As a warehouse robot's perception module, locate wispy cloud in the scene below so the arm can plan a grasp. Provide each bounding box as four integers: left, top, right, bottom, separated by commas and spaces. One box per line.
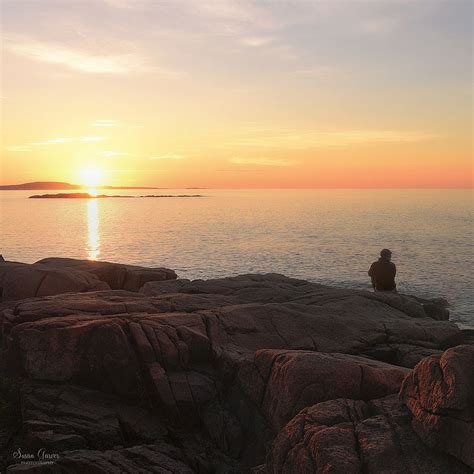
241, 36, 274, 47
191, 0, 281, 30
314, 130, 438, 146
5, 145, 31, 152
102, 0, 152, 9
6, 135, 104, 152
4, 35, 186, 76
149, 154, 186, 160
108, 169, 163, 173
101, 151, 129, 157
81, 136, 106, 142
229, 157, 294, 167
30, 137, 73, 145
218, 168, 267, 172
222, 128, 438, 149
45, 137, 72, 143
5, 37, 153, 74
294, 66, 333, 78
91, 120, 119, 127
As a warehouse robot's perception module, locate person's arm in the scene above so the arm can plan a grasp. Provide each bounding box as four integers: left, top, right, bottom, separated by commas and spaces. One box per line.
391, 263, 396, 278
368, 263, 375, 277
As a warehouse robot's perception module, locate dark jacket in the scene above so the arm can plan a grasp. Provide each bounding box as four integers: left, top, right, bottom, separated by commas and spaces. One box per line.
368, 258, 396, 291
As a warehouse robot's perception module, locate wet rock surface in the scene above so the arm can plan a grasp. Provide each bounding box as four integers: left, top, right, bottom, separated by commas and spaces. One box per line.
0, 268, 471, 472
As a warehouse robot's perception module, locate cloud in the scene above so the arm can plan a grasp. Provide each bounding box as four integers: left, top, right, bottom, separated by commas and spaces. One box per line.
108, 169, 163, 173
102, 0, 152, 9
45, 137, 72, 143
91, 120, 119, 127
81, 136, 106, 142
5, 37, 159, 75
101, 151, 129, 157
229, 157, 294, 167
191, 0, 280, 30
218, 169, 267, 172
241, 36, 274, 47
6, 135, 105, 151
30, 137, 73, 145
5, 145, 31, 152
149, 154, 186, 160
315, 130, 438, 146
222, 128, 438, 149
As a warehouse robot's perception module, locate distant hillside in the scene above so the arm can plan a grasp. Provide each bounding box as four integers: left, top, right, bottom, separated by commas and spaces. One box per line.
0, 181, 158, 190
0, 181, 79, 190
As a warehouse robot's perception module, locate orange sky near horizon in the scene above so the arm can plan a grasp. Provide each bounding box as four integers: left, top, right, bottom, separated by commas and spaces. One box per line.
1, 0, 472, 188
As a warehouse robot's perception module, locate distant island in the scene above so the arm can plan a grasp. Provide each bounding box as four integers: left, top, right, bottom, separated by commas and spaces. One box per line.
29, 193, 203, 199
0, 181, 159, 190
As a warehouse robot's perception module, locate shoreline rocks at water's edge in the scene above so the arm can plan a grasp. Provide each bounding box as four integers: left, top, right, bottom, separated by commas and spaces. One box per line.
0, 257, 177, 302
0, 257, 472, 473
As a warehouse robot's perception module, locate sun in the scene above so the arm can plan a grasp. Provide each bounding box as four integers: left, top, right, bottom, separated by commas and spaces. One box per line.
80, 166, 103, 188
79, 166, 104, 196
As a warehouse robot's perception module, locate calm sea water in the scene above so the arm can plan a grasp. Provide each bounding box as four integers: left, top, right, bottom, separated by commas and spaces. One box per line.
1, 189, 472, 326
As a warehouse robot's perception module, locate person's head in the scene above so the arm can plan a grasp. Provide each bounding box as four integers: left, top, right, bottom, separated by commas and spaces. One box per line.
380, 249, 392, 260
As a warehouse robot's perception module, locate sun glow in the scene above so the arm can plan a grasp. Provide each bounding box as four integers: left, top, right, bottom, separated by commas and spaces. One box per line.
80, 166, 103, 187
79, 167, 103, 195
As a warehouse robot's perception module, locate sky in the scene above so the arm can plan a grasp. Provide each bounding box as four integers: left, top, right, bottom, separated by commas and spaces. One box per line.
0, 0, 472, 188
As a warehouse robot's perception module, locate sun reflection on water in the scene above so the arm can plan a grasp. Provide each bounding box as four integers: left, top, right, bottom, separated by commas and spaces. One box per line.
87, 199, 100, 260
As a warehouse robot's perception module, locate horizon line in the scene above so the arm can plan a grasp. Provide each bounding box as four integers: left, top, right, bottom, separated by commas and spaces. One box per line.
1, 186, 472, 190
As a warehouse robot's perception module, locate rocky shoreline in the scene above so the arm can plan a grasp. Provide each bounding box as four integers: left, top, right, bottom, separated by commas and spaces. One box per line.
0, 258, 472, 473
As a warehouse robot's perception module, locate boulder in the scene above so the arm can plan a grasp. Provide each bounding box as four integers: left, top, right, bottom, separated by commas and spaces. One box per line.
0, 262, 109, 302
401, 345, 474, 468
37, 257, 177, 291
263, 395, 470, 473
239, 350, 409, 432
6, 316, 141, 398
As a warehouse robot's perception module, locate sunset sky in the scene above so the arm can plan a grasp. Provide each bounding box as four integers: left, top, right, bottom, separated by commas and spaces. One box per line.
1, 0, 472, 188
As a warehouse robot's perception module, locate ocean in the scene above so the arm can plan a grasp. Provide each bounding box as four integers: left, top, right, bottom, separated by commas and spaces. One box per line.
1, 189, 472, 327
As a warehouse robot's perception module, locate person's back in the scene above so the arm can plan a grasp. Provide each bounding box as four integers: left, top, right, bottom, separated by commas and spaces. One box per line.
368, 249, 396, 292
